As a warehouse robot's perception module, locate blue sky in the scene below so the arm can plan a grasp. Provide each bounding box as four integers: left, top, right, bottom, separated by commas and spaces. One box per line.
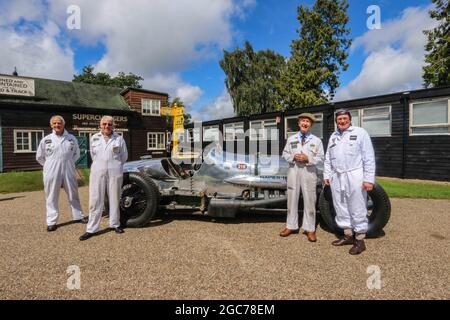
0, 0, 437, 120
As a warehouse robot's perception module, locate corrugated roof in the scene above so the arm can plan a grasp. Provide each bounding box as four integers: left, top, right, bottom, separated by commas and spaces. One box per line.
0, 75, 131, 111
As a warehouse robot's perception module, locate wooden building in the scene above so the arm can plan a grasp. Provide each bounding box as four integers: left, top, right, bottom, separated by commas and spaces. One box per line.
0, 74, 169, 172
187, 85, 450, 182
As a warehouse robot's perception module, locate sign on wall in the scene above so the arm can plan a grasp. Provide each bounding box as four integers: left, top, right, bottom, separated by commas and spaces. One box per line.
72, 114, 129, 131
0, 76, 35, 97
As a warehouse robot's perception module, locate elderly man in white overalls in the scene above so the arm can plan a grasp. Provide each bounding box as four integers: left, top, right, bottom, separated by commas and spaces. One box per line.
36, 115, 87, 231
324, 109, 375, 255
280, 113, 324, 242
80, 116, 128, 241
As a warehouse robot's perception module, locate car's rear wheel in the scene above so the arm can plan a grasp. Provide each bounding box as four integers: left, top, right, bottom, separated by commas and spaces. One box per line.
318, 183, 391, 238
119, 172, 160, 227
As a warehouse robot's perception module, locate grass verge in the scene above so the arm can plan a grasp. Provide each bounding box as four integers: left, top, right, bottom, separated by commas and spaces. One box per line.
0, 169, 90, 194
377, 177, 450, 200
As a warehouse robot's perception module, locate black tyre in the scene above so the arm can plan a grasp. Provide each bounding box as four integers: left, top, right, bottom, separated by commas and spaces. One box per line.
119, 172, 160, 227
318, 183, 391, 238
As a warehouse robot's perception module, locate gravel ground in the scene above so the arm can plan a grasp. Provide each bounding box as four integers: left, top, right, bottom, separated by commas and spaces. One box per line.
0, 186, 449, 300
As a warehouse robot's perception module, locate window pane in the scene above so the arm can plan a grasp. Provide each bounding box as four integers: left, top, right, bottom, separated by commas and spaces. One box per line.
364, 118, 391, 136
412, 126, 448, 134
412, 101, 448, 125
203, 126, 219, 141
224, 124, 234, 141
235, 126, 245, 140
285, 118, 298, 138
310, 121, 323, 138
265, 123, 278, 140
350, 110, 359, 127
31, 132, 43, 151
157, 134, 164, 148
250, 121, 262, 140
363, 107, 391, 136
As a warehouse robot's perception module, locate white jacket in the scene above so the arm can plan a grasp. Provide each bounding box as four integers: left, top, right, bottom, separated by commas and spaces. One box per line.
323, 126, 375, 184
282, 132, 324, 172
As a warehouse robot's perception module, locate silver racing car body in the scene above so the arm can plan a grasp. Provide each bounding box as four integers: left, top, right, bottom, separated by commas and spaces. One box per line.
119, 145, 390, 237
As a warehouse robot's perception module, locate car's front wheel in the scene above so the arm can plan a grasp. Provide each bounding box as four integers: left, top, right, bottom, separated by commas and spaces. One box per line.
318, 183, 391, 238
119, 172, 160, 227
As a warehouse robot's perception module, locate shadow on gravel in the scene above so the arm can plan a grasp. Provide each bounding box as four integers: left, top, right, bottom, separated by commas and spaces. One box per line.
56, 219, 85, 228
0, 196, 25, 202
152, 211, 287, 225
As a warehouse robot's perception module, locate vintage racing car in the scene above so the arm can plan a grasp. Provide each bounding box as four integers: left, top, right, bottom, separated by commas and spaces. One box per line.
117, 145, 391, 237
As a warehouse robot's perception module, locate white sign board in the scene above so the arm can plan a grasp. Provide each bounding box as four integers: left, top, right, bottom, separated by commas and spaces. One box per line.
0, 76, 35, 97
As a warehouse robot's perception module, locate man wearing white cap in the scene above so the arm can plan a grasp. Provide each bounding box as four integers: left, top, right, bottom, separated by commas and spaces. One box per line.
36, 115, 87, 231
323, 109, 376, 255
280, 113, 324, 242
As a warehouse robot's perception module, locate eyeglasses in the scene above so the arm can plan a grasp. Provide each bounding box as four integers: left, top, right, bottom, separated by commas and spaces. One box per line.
100, 123, 113, 127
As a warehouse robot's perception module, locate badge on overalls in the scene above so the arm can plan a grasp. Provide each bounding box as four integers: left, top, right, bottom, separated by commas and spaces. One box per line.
113, 146, 120, 153
350, 135, 357, 140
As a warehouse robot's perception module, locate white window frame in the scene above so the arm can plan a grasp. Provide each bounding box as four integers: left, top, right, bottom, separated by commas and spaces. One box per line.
202, 125, 220, 142
187, 127, 201, 143
14, 130, 44, 153
142, 99, 161, 116
284, 113, 324, 139
147, 132, 165, 150
249, 119, 277, 141
409, 98, 450, 136
361, 105, 392, 137
224, 122, 244, 141
333, 106, 392, 137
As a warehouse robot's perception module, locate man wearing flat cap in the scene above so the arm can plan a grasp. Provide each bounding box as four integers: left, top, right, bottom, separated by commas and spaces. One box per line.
281, 113, 324, 242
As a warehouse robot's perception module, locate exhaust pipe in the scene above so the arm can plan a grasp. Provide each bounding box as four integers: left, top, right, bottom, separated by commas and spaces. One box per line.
207, 196, 287, 218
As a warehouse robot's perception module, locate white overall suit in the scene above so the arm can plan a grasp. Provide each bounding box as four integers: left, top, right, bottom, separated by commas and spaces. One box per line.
36, 130, 84, 226
323, 126, 375, 235
86, 132, 128, 233
282, 132, 324, 232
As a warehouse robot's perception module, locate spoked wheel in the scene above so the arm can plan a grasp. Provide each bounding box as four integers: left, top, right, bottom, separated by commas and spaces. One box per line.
318, 183, 391, 238
120, 172, 160, 227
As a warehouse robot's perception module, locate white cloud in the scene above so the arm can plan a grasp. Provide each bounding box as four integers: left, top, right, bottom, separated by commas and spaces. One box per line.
335, 6, 438, 101
142, 73, 203, 107
0, 0, 254, 109
47, 0, 253, 75
0, 22, 75, 80
0, 0, 46, 26
193, 89, 235, 121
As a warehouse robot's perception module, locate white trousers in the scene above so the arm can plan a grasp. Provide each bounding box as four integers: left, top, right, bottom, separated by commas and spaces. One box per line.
44, 169, 83, 226
286, 164, 317, 232
330, 169, 368, 234
87, 169, 123, 233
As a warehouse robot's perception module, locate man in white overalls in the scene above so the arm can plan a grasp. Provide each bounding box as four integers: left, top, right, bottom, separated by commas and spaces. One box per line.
280, 113, 324, 242
36, 115, 87, 231
324, 109, 375, 255
80, 116, 128, 241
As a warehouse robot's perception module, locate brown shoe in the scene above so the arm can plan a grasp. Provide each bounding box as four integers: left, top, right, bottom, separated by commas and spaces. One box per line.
349, 239, 366, 255
306, 231, 317, 242
279, 228, 299, 237
331, 236, 354, 246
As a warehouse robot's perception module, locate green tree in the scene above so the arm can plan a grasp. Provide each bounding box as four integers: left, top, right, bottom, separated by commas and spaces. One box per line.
73, 65, 143, 88
220, 41, 285, 116
278, 0, 352, 109
423, 0, 450, 88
